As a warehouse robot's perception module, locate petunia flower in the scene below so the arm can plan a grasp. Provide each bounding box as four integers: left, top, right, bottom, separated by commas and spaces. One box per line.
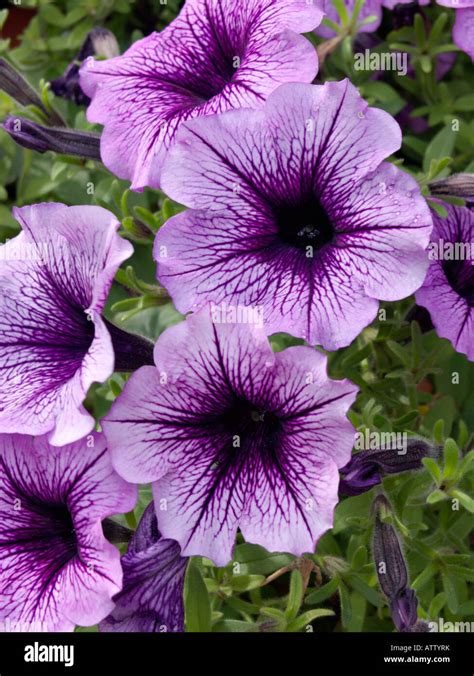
154, 79, 432, 350
100, 502, 188, 633
0, 202, 153, 447
438, 0, 474, 61
79, 0, 323, 190
103, 307, 358, 567
416, 204, 474, 361
0, 432, 137, 632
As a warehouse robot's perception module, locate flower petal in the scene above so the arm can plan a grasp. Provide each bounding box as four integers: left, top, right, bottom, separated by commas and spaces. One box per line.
0, 433, 136, 631
0, 203, 132, 445
80, 0, 322, 189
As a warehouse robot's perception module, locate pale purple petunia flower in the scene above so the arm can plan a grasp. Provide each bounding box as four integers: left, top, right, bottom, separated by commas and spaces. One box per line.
100, 503, 187, 633
437, 0, 474, 61
154, 80, 432, 350
416, 204, 474, 361
0, 203, 133, 446
0, 432, 137, 632
79, 0, 323, 190
103, 307, 358, 567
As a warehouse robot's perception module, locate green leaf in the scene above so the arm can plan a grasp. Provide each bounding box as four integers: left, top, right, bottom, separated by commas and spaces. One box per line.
441, 571, 459, 613
454, 95, 474, 112
229, 574, 265, 592
285, 569, 304, 621
348, 575, 382, 607
422, 457, 442, 485
433, 418, 445, 444
428, 592, 447, 619
423, 126, 456, 174
442, 438, 460, 480
450, 489, 474, 514
412, 563, 437, 591
184, 559, 212, 632
306, 577, 340, 605
212, 620, 259, 633
286, 609, 334, 633
339, 580, 352, 627
427, 12, 448, 49
332, 0, 350, 25
234, 543, 293, 575
427, 488, 446, 504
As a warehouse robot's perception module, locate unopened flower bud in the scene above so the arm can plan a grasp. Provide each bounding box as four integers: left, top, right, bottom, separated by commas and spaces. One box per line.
0, 58, 65, 126
390, 588, 419, 632
373, 500, 408, 599
51, 28, 120, 106
340, 438, 435, 496
429, 173, 474, 201
2, 116, 101, 160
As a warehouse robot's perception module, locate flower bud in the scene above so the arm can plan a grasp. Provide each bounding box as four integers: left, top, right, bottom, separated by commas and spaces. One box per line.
429, 173, 474, 201
2, 116, 101, 160
339, 438, 435, 496
51, 28, 120, 106
0, 58, 65, 126
390, 588, 419, 632
373, 499, 408, 599
373, 495, 420, 632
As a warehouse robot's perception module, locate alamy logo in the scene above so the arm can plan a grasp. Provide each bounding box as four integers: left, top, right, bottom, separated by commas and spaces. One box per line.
354, 49, 408, 76
24, 642, 75, 668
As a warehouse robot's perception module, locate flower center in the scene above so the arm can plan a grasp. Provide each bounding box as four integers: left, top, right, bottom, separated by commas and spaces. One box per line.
4, 492, 79, 588
443, 259, 474, 306
275, 196, 336, 251
220, 398, 281, 441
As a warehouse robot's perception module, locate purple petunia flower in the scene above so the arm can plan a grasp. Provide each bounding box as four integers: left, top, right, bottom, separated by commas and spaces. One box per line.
154, 79, 432, 350
0, 432, 137, 632
437, 0, 474, 60
0, 203, 133, 446
416, 204, 474, 361
79, 0, 323, 190
103, 307, 358, 567
100, 502, 187, 633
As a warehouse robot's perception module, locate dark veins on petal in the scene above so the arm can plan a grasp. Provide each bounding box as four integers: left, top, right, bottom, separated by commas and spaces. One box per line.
275, 195, 336, 252
443, 258, 474, 306
0, 462, 78, 592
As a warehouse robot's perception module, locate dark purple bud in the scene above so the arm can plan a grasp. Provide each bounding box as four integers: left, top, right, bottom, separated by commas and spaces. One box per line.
105, 319, 155, 372
373, 495, 420, 632
373, 496, 408, 598
339, 438, 435, 496
0, 58, 65, 126
410, 620, 432, 632
51, 28, 119, 106
405, 305, 434, 334
390, 588, 419, 632
429, 173, 474, 201
392, 2, 423, 30
2, 116, 101, 159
